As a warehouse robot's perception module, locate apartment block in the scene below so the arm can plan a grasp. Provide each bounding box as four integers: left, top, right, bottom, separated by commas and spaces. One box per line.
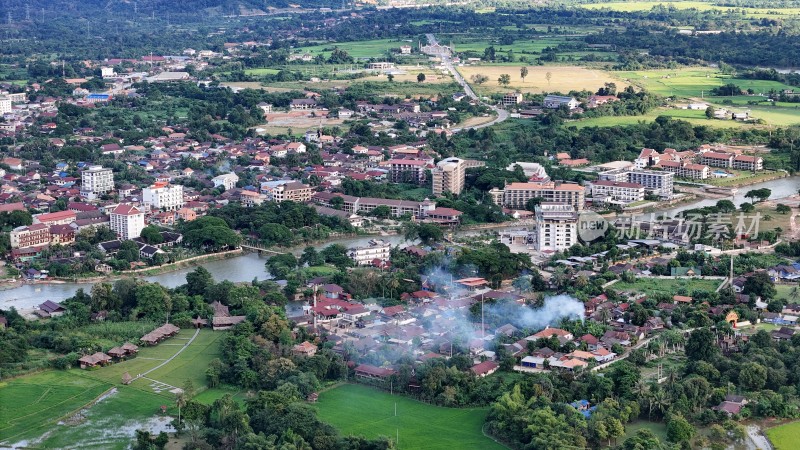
10, 224, 51, 249
590, 181, 645, 206
81, 165, 114, 199
270, 181, 312, 203
599, 169, 674, 199
387, 159, 429, 184
535, 203, 578, 252
659, 161, 710, 180
312, 192, 435, 218
110, 204, 145, 240
143, 182, 184, 211
432, 157, 480, 196
700, 152, 734, 168
348, 239, 391, 266
489, 182, 585, 210
732, 155, 763, 171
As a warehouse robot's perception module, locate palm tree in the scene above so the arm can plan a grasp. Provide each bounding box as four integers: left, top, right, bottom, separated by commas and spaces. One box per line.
791, 286, 800, 302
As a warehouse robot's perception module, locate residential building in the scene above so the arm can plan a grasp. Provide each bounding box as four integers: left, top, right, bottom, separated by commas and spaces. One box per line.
535, 203, 578, 252
599, 169, 674, 199
432, 157, 468, 196
700, 152, 734, 168
270, 181, 312, 203
387, 159, 429, 184
733, 155, 764, 171
367, 62, 395, 70
502, 92, 523, 106
212, 173, 239, 190
290, 98, 318, 110
10, 224, 50, 249
142, 182, 184, 211
659, 161, 710, 180
312, 192, 435, 218
399, 45, 412, 54
240, 190, 266, 207
33, 210, 76, 226
109, 204, 145, 240
489, 181, 585, 210
543, 95, 580, 110
0, 96, 11, 114
348, 239, 391, 265
590, 180, 645, 206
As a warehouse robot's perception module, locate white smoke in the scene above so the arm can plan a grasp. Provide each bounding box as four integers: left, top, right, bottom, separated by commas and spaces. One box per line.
484, 294, 585, 331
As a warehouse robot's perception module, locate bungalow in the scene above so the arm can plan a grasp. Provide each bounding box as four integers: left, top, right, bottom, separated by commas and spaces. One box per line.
772, 326, 796, 342
354, 364, 395, 381
292, 341, 318, 357
78, 352, 112, 369
471, 361, 499, 378
37, 300, 66, 318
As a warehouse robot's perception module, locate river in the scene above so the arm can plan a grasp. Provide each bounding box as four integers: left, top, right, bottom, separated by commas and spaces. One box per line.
4, 176, 796, 309
0, 233, 414, 309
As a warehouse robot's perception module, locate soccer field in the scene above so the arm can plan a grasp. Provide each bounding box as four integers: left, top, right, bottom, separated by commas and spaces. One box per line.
314, 384, 507, 450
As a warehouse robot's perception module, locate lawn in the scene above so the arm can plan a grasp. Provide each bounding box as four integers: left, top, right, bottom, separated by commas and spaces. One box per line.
314, 384, 506, 450
612, 278, 722, 297
766, 420, 800, 450
457, 65, 623, 95
774, 284, 799, 302
622, 420, 669, 444
571, 107, 747, 129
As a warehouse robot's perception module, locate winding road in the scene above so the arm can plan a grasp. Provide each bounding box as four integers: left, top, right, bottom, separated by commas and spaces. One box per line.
426, 33, 509, 131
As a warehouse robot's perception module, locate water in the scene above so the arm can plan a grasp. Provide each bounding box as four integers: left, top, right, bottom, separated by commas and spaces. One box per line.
663, 175, 800, 216
0, 233, 413, 309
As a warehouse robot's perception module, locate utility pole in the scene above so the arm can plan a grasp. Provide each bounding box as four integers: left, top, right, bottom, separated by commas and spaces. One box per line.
25, 4, 30, 21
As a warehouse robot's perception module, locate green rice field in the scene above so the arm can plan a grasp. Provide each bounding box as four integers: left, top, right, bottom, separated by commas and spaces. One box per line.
314, 384, 506, 450
766, 420, 800, 450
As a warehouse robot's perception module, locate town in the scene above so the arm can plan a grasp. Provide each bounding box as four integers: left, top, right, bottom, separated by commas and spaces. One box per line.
2, 1, 800, 450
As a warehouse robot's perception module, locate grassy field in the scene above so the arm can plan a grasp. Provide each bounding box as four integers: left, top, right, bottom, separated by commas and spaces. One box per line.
458, 65, 623, 95
623, 420, 669, 443
774, 284, 799, 302
314, 384, 506, 450
704, 170, 785, 187
78, 329, 223, 391
571, 107, 747, 129
0, 329, 228, 447
578, 1, 800, 18
766, 420, 800, 450
612, 278, 722, 297
617, 68, 794, 99
0, 371, 111, 443
294, 39, 413, 59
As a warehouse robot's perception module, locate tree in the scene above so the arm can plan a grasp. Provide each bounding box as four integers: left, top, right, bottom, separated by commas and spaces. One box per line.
740, 202, 755, 213
300, 246, 323, 267
666, 414, 695, 443
258, 223, 293, 246
186, 267, 213, 296
141, 226, 164, 244
738, 362, 767, 390
520, 66, 529, 82
716, 199, 735, 213
705, 106, 715, 119
266, 253, 298, 279
498, 74, 511, 87
387, 73, 394, 82
135, 283, 171, 321
743, 271, 776, 300
685, 328, 717, 361
471, 74, 489, 85
776, 203, 791, 214
417, 73, 426, 83
545, 71, 552, 85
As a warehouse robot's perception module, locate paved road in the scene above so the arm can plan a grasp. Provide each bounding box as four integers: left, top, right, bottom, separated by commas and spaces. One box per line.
426, 33, 509, 131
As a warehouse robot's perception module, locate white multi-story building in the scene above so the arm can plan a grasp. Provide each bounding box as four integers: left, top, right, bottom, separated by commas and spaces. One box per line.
348, 239, 391, 266
80, 165, 114, 199
535, 203, 578, 252
732, 155, 764, 171
142, 182, 184, 211
699, 152, 734, 168
109, 204, 145, 240
590, 181, 645, 206
659, 161, 710, 180
599, 169, 674, 199
269, 181, 312, 203
0, 96, 11, 114
212, 173, 239, 191
543, 95, 580, 110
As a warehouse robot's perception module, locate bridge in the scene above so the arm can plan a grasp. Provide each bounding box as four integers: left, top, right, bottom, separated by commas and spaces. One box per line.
240, 243, 286, 255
